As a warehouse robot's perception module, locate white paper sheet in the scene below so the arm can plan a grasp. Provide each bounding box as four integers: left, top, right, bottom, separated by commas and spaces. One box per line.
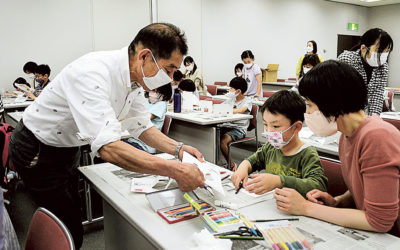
182, 152, 225, 195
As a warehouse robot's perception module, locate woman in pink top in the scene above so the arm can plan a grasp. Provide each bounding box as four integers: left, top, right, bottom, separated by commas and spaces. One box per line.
273, 60, 400, 236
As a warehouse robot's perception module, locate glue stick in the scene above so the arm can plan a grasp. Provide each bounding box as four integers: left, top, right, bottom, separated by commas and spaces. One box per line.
214, 200, 238, 210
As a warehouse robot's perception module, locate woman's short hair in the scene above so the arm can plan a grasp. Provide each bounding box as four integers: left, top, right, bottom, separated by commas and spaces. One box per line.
298, 60, 367, 118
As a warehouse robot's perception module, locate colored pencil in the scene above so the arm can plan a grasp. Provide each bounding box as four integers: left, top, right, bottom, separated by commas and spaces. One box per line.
262, 229, 281, 250
270, 228, 290, 250
276, 228, 299, 250
214, 236, 264, 240
282, 227, 303, 249
250, 218, 299, 222
265, 229, 285, 250
239, 213, 258, 236
288, 226, 311, 250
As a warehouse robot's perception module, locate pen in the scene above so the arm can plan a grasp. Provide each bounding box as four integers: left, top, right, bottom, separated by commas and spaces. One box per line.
250, 218, 300, 222
235, 181, 243, 194
239, 213, 258, 237
214, 236, 264, 240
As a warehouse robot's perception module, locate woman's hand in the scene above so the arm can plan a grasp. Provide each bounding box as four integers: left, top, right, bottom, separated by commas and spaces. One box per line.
274, 188, 309, 215
306, 189, 338, 207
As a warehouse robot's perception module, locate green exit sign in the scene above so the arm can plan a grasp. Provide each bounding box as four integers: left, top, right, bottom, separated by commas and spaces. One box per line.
347, 23, 359, 31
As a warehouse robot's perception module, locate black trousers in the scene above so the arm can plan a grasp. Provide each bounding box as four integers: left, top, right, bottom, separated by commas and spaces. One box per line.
9, 121, 83, 249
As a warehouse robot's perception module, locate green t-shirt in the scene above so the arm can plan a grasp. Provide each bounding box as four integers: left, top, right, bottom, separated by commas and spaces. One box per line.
246, 143, 328, 196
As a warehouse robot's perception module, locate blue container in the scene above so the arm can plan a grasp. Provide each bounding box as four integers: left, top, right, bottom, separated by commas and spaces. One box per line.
173, 88, 181, 113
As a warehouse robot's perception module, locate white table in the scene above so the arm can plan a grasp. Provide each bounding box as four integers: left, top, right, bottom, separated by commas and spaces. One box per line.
3, 98, 33, 110
298, 127, 339, 156
262, 81, 296, 87
79, 162, 400, 250
166, 112, 252, 164
381, 112, 400, 121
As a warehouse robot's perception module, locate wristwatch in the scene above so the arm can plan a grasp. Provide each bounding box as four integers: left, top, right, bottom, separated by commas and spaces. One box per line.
175, 142, 184, 160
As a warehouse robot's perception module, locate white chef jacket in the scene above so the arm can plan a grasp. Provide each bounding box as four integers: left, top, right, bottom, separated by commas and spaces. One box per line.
23, 46, 154, 156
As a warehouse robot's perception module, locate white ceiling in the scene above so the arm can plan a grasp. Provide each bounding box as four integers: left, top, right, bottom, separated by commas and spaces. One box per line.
327, 0, 400, 7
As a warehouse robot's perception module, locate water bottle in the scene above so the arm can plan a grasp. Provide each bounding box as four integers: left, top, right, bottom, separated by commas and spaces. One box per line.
173, 88, 181, 113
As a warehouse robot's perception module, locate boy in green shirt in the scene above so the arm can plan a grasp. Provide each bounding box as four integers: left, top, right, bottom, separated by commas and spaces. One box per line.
231, 90, 327, 197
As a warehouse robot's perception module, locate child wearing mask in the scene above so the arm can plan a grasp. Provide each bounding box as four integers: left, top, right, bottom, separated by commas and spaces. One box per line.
291, 54, 321, 93
234, 63, 244, 78
220, 77, 253, 170
25, 64, 51, 100
178, 79, 200, 111
241, 50, 262, 98
23, 61, 38, 88
124, 84, 172, 153
231, 90, 327, 196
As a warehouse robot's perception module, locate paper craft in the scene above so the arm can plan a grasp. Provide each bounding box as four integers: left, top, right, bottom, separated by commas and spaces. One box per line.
131, 176, 160, 193
15, 83, 32, 93
182, 152, 225, 195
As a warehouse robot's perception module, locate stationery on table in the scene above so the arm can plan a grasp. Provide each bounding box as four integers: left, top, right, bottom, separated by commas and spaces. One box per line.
157, 200, 215, 224
256, 220, 311, 250
250, 218, 300, 222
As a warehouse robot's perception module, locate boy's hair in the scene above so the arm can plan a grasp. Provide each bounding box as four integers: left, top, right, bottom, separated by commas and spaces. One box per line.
178, 79, 196, 92
234, 63, 244, 74
145, 83, 172, 101
35, 64, 51, 76
261, 90, 306, 124
302, 54, 320, 67
173, 70, 183, 81
23, 61, 37, 73
229, 77, 247, 94
298, 60, 367, 118
13, 77, 31, 89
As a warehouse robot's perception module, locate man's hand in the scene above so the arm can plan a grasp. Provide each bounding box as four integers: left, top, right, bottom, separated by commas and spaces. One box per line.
173, 162, 205, 192
179, 145, 204, 162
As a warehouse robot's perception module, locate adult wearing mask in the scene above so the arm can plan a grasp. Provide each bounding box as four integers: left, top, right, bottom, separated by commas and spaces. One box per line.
183, 56, 206, 96
241, 50, 262, 98
9, 23, 205, 249
23, 61, 38, 88
234, 63, 244, 77
296, 40, 323, 81
338, 28, 393, 116
274, 60, 400, 237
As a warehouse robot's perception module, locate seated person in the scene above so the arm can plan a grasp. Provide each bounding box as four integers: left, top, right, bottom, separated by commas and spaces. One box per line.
220, 77, 252, 170
178, 79, 200, 111
124, 84, 172, 154
231, 90, 328, 196
292, 54, 321, 93
5, 78, 32, 97
234, 63, 244, 77
172, 70, 184, 91
25, 64, 51, 100
23, 61, 38, 87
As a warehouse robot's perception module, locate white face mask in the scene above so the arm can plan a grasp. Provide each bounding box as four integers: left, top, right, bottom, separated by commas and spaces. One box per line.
303, 67, 311, 74
26, 73, 35, 79
148, 91, 163, 104
366, 50, 389, 67
225, 90, 239, 99
263, 123, 296, 149
306, 46, 313, 53
304, 110, 338, 137
244, 63, 252, 69
186, 64, 194, 72
141, 51, 172, 90
236, 72, 243, 77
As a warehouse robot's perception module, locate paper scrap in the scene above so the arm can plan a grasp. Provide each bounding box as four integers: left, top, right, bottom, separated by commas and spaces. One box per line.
131, 176, 160, 193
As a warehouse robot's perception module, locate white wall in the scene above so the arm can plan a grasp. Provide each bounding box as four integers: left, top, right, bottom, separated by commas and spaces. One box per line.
201, 0, 369, 84
0, 0, 150, 91
368, 4, 400, 87
158, 0, 202, 71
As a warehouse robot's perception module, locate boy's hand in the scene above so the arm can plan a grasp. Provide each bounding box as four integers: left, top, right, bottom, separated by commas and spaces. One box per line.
231, 165, 249, 190
245, 173, 282, 195
306, 189, 337, 207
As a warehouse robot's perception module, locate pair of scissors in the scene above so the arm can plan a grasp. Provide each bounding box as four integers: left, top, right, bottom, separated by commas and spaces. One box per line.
214, 226, 253, 237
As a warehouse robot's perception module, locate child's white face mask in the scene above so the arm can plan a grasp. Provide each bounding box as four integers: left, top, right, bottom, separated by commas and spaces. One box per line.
263, 123, 296, 149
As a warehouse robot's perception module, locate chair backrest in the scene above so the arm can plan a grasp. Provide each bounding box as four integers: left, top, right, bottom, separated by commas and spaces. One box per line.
263, 91, 276, 98
211, 99, 224, 105
214, 81, 227, 86
287, 78, 297, 81
199, 96, 212, 101
162, 117, 172, 136
383, 118, 400, 131
382, 90, 394, 112
319, 157, 347, 197
25, 207, 75, 250
247, 105, 259, 131
206, 85, 217, 95
277, 79, 286, 83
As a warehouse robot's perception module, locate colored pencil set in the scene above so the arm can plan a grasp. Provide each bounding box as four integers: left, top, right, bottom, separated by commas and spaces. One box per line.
206, 210, 240, 226
157, 200, 215, 224
261, 225, 311, 250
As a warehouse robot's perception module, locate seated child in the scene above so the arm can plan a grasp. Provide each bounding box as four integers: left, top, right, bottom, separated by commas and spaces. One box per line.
178, 79, 200, 111
172, 70, 184, 92
231, 90, 328, 196
124, 84, 171, 153
25, 64, 51, 100
220, 77, 252, 170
